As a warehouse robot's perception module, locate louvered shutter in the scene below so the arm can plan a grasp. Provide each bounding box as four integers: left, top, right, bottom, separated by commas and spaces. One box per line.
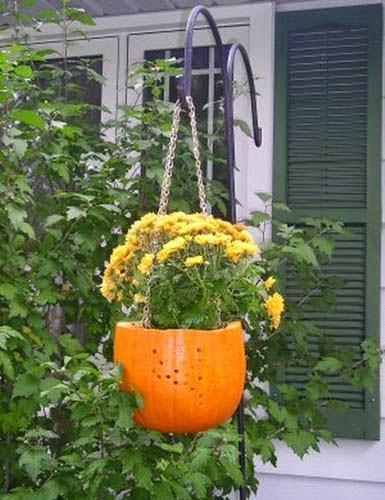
273, 5, 382, 439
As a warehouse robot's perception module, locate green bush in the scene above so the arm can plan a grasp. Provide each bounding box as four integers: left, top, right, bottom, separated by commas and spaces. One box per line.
0, 2, 381, 498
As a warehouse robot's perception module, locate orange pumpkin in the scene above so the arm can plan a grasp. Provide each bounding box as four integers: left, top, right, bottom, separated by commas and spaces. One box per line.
114, 321, 245, 433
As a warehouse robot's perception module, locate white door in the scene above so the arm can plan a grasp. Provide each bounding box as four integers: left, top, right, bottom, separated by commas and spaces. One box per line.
128, 26, 251, 218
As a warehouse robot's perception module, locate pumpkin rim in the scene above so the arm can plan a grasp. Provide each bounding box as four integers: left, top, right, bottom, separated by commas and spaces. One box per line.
115, 320, 242, 334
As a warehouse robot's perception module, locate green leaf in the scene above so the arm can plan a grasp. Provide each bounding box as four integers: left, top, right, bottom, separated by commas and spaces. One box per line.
189, 471, 211, 499
273, 201, 292, 213
66, 206, 87, 221
58, 334, 84, 355
283, 430, 316, 459
6, 204, 27, 229
234, 118, 252, 138
0, 351, 15, 379
0, 283, 19, 300
268, 400, 288, 423
99, 203, 121, 213
152, 482, 174, 500
157, 442, 183, 454
14, 65, 33, 78
134, 391, 144, 409
40, 378, 69, 403
18, 221, 35, 239
116, 392, 134, 427
190, 447, 211, 470
255, 438, 276, 464
248, 210, 270, 227
12, 372, 40, 398
0, 326, 24, 348
256, 192, 272, 203
314, 357, 343, 373
24, 428, 58, 440
313, 236, 334, 259
19, 447, 53, 482
13, 109, 45, 130
135, 464, 153, 491
38, 478, 66, 500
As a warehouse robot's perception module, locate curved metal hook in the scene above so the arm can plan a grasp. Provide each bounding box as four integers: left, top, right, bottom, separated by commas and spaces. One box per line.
227, 42, 262, 147
178, 5, 229, 106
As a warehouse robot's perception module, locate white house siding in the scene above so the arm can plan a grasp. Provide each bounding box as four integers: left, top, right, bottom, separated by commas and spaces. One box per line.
17, 1, 384, 498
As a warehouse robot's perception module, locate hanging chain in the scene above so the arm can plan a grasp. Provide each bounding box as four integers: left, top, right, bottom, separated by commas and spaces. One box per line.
141, 275, 154, 328
157, 100, 182, 216
157, 96, 208, 216
185, 95, 208, 215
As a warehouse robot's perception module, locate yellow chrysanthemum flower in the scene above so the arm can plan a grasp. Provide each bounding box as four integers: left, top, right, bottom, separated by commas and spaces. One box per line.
157, 236, 186, 262
100, 278, 115, 301
237, 229, 254, 243
264, 292, 285, 329
110, 244, 128, 265
133, 293, 146, 304
264, 276, 276, 290
194, 233, 231, 246
226, 240, 259, 263
137, 253, 154, 275
185, 255, 204, 267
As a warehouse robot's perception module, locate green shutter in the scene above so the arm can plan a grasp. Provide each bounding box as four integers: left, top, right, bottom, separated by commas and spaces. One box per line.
273, 5, 382, 439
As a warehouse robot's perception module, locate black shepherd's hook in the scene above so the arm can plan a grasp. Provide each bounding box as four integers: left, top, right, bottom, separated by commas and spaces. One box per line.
178, 5, 262, 225
178, 5, 262, 499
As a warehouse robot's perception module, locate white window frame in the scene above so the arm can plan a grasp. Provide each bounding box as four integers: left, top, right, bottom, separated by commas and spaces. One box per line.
32, 36, 120, 134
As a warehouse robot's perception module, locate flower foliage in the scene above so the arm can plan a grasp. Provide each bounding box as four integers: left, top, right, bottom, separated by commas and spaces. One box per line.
101, 211, 284, 330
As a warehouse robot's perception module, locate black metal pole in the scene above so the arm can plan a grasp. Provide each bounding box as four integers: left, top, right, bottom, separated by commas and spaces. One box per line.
178, 6, 262, 499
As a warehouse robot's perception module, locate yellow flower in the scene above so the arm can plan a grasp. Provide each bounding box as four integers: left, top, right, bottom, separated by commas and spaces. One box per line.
133, 293, 146, 303
110, 244, 128, 265
100, 278, 114, 301
264, 276, 276, 290
225, 240, 259, 263
237, 229, 254, 243
137, 253, 154, 275
185, 255, 204, 267
157, 236, 186, 262
194, 233, 231, 246
264, 292, 285, 329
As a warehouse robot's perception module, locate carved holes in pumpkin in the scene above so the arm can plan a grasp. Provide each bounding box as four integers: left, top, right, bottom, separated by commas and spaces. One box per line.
152, 349, 157, 354
198, 376, 203, 381
166, 374, 171, 379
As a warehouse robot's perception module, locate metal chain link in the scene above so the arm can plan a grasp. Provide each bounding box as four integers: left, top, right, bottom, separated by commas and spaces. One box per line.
185, 95, 208, 215
141, 275, 154, 328
157, 96, 208, 216
157, 100, 182, 216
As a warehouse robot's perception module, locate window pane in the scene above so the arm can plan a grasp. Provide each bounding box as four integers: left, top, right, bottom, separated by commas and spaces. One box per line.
144, 44, 230, 217
35, 55, 103, 127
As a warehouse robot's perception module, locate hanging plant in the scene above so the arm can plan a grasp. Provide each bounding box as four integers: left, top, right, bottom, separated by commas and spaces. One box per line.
101, 97, 285, 433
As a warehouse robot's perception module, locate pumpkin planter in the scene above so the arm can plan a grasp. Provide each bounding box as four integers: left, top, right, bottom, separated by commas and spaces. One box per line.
102, 97, 284, 434
114, 321, 246, 433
